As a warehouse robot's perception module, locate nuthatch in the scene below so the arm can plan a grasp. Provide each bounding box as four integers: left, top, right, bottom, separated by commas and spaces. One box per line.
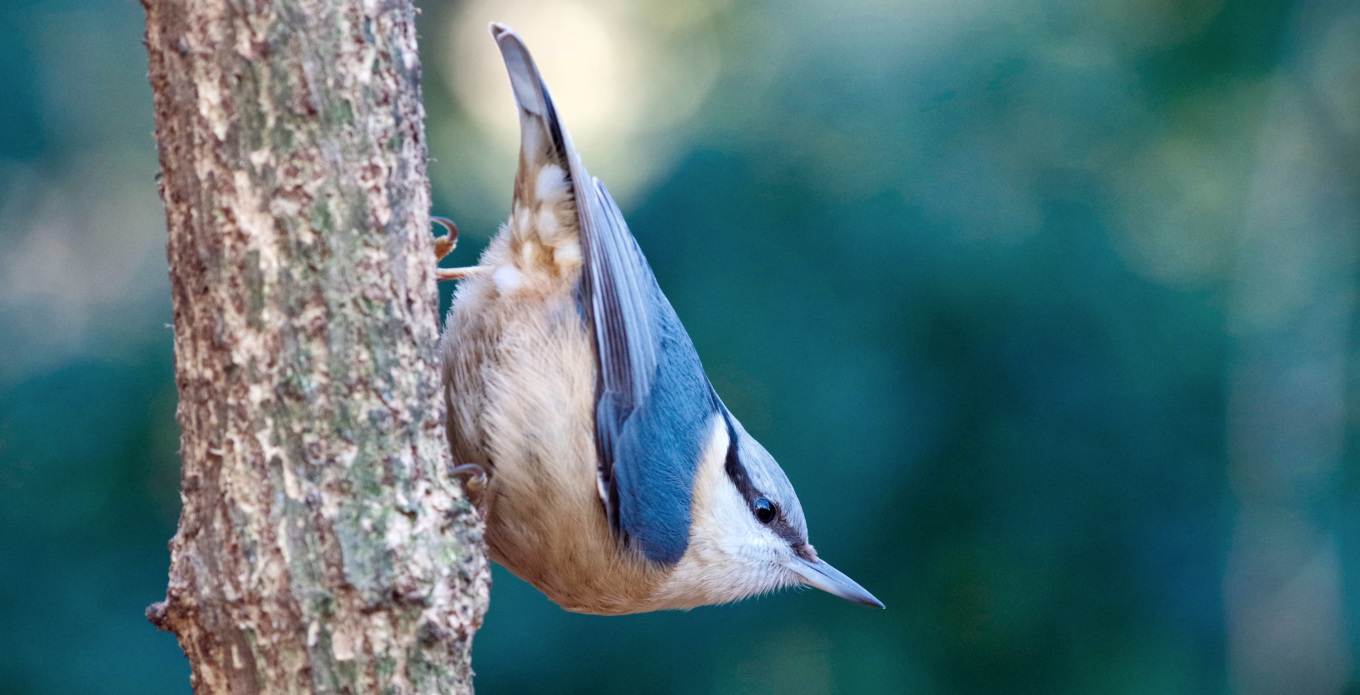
435, 23, 882, 615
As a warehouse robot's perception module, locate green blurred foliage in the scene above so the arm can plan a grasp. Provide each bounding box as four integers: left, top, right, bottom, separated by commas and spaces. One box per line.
2, 0, 1358, 693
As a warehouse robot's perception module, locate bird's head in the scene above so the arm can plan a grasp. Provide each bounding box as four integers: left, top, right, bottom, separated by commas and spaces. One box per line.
654, 413, 883, 610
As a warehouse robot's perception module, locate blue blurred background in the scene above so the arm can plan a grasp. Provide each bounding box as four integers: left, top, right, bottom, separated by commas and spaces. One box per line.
3, 0, 1359, 693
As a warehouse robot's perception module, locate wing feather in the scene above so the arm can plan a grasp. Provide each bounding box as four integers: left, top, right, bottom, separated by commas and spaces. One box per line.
493, 24, 717, 564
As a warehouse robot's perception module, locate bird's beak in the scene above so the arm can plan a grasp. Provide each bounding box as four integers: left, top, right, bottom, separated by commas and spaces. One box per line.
788, 557, 884, 608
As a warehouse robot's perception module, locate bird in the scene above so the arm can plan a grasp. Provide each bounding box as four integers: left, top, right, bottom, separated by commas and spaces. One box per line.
434, 22, 882, 615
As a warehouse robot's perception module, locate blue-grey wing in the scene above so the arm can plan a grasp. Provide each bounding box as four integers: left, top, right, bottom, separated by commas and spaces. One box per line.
493, 25, 718, 565
576, 178, 719, 565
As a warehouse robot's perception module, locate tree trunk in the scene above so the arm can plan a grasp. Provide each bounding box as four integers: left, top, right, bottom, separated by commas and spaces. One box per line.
141, 0, 489, 692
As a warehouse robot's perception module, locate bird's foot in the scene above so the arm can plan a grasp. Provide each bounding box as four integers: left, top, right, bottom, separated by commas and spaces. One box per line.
452, 463, 488, 504
436, 266, 491, 282
432, 216, 458, 261
433, 216, 491, 282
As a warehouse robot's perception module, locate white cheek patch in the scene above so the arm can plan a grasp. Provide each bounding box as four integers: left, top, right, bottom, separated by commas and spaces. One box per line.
709, 479, 762, 556
493, 265, 522, 293
536, 164, 568, 203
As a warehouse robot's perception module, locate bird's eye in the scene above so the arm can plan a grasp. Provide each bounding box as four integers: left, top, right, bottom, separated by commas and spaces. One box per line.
753, 497, 777, 524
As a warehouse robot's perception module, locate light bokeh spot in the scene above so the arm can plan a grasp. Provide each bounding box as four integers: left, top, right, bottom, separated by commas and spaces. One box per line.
441, 0, 719, 204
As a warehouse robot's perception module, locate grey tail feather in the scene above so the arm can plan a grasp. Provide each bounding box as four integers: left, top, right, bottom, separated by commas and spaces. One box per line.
490, 22, 570, 167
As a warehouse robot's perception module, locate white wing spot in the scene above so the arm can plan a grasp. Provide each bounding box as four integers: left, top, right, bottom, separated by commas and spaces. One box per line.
536, 209, 560, 239
493, 265, 522, 293
554, 240, 582, 265
536, 164, 568, 203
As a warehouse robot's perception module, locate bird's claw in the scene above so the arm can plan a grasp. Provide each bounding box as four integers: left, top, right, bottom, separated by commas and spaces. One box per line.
432, 216, 458, 261
452, 463, 488, 505
433, 216, 487, 282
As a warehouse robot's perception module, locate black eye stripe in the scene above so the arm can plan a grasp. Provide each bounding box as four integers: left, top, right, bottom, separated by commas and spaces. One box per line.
722, 419, 755, 501
720, 412, 787, 530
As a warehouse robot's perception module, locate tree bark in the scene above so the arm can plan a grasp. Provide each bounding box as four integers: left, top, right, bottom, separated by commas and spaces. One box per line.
141, 0, 489, 692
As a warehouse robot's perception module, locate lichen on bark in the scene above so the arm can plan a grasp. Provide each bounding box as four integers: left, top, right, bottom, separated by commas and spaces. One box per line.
141, 0, 489, 692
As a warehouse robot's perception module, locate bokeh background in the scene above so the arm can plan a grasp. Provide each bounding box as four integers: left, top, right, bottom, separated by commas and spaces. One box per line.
2, 0, 1359, 692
